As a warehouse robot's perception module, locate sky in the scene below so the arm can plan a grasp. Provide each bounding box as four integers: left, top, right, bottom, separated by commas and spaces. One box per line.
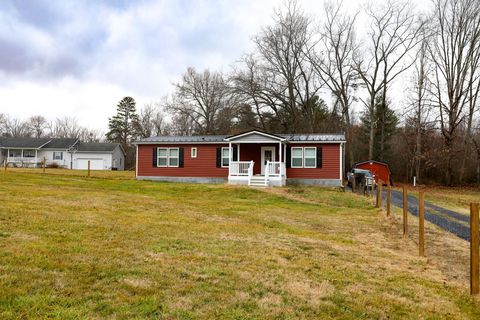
0, 0, 431, 132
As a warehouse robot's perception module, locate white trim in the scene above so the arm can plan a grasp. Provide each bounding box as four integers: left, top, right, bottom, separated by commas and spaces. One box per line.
287, 141, 346, 144
221, 147, 230, 168
303, 147, 317, 168
191, 147, 197, 158
135, 145, 139, 176
291, 147, 303, 168
134, 141, 227, 145
224, 130, 286, 142
261, 146, 276, 175
339, 143, 343, 180
157, 147, 179, 167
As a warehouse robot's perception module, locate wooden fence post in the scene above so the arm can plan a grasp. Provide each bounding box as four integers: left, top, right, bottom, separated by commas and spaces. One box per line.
376, 180, 381, 208
42, 157, 46, 173
87, 160, 91, 177
378, 180, 383, 208
419, 191, 425, 257
386, 186, 391, 216
3, 159, 6, 174
403, 186, 408, 236
470, 203, 479, 295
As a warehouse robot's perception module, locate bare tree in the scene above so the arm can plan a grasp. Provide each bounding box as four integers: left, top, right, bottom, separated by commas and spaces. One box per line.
52, 117, 83, 139
135, 103, 168, 138
309, 1, 359, 167
252, 0, 321, 132
166, 68, 234, 134
405, 37, 434, 183
4, 117, 31, 137
428, 0, 480, 185
354, 0, 425, 160
28, 115, 49, 138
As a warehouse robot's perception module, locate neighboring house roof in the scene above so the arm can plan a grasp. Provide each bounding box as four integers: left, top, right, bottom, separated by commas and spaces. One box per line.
42, 138, 78, 149
0, 137, 52, 149
135, 130, 346, 144
75, 142, 122, 153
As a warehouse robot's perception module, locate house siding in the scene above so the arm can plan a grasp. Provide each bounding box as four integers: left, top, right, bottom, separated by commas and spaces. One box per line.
137, 144, 229, 178
286, 144, 340, 180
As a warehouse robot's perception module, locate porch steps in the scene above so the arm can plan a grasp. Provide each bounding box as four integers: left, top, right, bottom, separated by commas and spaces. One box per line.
249, 175, 268, 187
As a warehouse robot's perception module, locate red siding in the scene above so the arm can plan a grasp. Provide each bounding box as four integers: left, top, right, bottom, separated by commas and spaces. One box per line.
355, 162, 391, 186
239, 143, 280, 175
137, 142, 341, 180
137, 144, 228, 177
286, 144, 340, 179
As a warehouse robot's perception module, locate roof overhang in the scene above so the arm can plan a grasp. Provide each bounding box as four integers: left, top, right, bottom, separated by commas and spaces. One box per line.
224, 130, 286, 142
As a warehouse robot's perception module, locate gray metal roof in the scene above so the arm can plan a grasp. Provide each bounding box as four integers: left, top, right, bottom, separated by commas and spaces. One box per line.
278, 134, 345, 142
41, 138, 78, 149
135, 133, 345, 143
75, 142, 120, 152
0, 137, 52, 148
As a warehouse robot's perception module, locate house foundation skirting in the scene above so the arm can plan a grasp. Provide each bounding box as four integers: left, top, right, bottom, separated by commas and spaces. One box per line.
136, 176, 227, 184
286, 178, 342, 187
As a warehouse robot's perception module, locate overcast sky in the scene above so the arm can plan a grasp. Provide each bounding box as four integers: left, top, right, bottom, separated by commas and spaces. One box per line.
0, 0, 431, 132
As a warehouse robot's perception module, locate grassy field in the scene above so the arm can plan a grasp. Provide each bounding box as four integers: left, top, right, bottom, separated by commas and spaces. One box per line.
395, 184, 480, 216
0, 169, 479, 319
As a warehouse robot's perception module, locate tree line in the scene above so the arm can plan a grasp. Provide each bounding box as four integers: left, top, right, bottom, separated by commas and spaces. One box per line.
2, 0, 480, 185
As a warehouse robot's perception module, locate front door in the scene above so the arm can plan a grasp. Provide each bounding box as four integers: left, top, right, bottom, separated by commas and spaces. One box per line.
261, 146, 275, 175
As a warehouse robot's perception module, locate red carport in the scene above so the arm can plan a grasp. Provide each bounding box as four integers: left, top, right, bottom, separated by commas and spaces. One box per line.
353, 160, 392, 186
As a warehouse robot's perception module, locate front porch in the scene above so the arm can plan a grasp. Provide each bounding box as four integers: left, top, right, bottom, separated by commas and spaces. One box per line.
225, 131, 287, 187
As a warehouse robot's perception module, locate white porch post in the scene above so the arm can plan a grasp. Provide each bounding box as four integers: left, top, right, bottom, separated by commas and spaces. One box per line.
228, 142, 232, 177
279, 141, 282, 176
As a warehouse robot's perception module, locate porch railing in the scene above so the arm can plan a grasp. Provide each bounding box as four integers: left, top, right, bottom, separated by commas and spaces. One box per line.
265, 161, 282, 177
7, 157, 40, 164
229, 161, 254, 177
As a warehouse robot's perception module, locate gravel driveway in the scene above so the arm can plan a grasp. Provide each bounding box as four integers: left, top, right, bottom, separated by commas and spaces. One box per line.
385, 190, 471, 241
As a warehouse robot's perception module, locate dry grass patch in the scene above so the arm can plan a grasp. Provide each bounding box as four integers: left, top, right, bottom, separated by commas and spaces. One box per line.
0, 171, 479, 319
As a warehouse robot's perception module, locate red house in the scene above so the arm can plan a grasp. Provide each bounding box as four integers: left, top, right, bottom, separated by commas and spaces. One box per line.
353, 160, 392, 186
134, 130, 345, 187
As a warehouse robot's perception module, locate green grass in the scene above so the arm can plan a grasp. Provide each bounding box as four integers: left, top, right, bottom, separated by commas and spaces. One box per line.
0, 169, 479, 319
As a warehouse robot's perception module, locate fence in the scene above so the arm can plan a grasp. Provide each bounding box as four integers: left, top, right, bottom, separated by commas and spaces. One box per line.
350, 178, 480, 296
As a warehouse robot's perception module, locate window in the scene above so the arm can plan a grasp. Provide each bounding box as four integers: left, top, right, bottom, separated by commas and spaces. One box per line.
191, 147, 197, 158
53, 151, 63, 160
168, 148, 179, 167
291, 147, 317, 168
291, 147, 303, 168
23, 150, 36, 158
157, 147, 179, 167
221, 147, 230, 167
304, 147, 317, 168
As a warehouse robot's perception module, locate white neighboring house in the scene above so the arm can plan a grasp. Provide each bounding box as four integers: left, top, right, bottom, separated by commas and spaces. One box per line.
0, 138, 125, 170
72, 142, 125, 170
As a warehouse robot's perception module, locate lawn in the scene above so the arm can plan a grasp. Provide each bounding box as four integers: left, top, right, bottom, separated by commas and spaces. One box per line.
0, 169, 479, 319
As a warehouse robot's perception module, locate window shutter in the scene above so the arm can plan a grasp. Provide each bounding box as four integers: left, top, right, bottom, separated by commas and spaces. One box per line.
216, 147, 221, 168
233, 145, 238, 161
286, 146, 291, 168
152, 147, 157, 167
179, 148, 184, 167
316, 147, 322, 168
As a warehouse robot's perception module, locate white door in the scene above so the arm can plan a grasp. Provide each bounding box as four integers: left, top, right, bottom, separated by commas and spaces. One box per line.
76, 158, 104, 170
261, 146, 275, 175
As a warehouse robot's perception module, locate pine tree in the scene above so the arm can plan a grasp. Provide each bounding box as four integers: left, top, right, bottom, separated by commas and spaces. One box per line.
360, 95, 398, 160
106, 97, 140, 146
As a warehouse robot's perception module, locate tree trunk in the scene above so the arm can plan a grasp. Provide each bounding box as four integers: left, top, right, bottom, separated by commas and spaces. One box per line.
368, 101, 375, 160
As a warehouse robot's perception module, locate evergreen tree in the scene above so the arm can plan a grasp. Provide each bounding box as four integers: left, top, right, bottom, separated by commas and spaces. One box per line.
360, 95, 398, 160
106, 97, 140, 146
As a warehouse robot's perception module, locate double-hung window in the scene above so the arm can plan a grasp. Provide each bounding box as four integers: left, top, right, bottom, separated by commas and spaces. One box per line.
53, 151, 63, 160
303, 147, 317, 168
291, 147, 317, 168
157, 147, 179, 167
291, 147, 303, 168
221, 147, 230, 167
